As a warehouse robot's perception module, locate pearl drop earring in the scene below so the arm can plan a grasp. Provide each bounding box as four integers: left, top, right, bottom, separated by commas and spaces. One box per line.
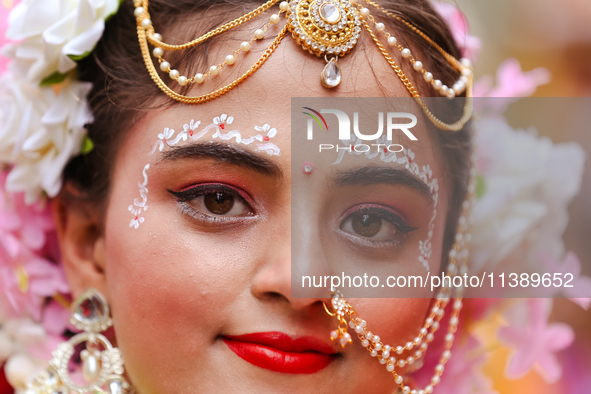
25, 289, 133, 394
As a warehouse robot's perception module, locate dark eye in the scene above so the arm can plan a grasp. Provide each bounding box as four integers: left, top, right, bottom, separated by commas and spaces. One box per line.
203, 191, 237, 215
169, 185, 253, 220
340, 206, 416, 241
350, 212, 386, 238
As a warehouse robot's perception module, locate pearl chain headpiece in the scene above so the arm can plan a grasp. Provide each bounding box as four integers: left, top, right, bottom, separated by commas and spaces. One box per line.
133, 0, 473, 131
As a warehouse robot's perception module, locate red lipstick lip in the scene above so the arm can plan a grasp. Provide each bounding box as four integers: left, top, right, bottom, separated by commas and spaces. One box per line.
223, 332, 338, 374
225, 332, 338, 354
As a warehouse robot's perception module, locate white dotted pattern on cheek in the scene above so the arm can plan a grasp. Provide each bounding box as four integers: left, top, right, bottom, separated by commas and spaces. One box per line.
331, 134, 438, 272
127, 114, 281, 229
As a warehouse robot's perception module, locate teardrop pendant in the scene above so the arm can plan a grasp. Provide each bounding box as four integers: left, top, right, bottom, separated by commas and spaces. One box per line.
321, 57, 342, 88
82, 349, 102, 383
108, 378, 125, 394
71, 288, 112, 332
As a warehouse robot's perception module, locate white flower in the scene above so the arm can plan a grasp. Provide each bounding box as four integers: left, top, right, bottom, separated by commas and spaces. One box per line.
0, 67, 93, 204
0, 317, 48, 389
183, 119, 201, 137
213, 114, 234, 128
254, 123, 277, 138
470, 117, 585, 274
129, 216, 145, 229
158, 127, 174, 142
156, 127, 174, 149
4, 0, 121, 83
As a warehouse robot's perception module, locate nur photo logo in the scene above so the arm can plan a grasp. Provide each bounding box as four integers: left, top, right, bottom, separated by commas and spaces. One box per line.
302, 107, 419, 153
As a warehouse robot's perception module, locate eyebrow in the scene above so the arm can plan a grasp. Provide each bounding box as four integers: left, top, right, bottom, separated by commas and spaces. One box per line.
334, 166, 434, 202
159, 142, 282, 178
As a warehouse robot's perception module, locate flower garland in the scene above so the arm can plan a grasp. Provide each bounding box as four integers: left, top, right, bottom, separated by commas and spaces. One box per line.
0, 0, 122, 203
0, 0, 589, 393
0, 0, 122, 388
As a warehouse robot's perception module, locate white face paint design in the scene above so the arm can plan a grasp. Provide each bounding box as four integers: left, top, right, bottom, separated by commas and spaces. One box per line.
147, 115, 281, 156
332, 134, 438, 272
128, 163, 150, 229
127, 114, 281, 229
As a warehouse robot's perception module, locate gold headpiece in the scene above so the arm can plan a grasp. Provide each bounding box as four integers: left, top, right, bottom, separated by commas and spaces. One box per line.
133, 0, 473, 131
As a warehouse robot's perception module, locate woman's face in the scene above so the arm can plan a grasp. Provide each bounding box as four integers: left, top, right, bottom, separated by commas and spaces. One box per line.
76, 31, 449, 393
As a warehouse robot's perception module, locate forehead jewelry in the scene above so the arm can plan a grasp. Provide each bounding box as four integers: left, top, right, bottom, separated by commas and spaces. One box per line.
133, 0, 473, 131
302, 161, 315, 173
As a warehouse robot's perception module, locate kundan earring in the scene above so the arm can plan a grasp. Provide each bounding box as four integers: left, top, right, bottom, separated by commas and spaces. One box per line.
25, 289, 133, 394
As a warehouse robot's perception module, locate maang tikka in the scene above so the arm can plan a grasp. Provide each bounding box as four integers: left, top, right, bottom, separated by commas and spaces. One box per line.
134, 0, 473, 132
25, 289, 133, 394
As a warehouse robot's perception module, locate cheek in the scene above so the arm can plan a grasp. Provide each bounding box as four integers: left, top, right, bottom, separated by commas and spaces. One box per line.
350, 298, 431, 345
100, 178, 261, 382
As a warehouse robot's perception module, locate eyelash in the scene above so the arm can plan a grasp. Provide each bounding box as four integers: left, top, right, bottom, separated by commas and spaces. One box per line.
339, 205, 417, 248
168, 184, 255, 226
167, 187, 414, 246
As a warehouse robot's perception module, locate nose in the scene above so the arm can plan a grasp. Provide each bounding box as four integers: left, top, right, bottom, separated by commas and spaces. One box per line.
250, 199, 333, 311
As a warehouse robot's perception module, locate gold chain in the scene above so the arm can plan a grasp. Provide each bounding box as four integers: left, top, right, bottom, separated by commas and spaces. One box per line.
136, 0, 473, 130
141, 0, 281, 50
361, 18, 420, 98
360, 11, 473, 132
138, 25, 288, 104
415, 85, 473, 132
363, 0, 463, 70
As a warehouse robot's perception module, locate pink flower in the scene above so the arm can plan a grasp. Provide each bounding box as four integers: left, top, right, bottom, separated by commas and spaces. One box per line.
473, 58, 551, 116
540, 251, 591, 310
411, 301, 495, 394
475, 58, 551, 98
498, 298, 574, 383
0, 184, 54, 253
560, 341, 591, 394
434, 335, 495, 394
41, 298, 72, 336
0, 247, 68, 320
19, 300, 72, 361
26, 332, 62, 361
0, 170, 69, 320
431, 1, 481, 61
0, 0, 20, 74
568, 298, 591, 311
1, 3, 12, 74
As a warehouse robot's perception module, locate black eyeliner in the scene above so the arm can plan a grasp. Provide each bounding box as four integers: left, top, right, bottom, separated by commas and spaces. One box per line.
167, 184, 244, 203
167, 184, 256, 226
353, 207, 417, 234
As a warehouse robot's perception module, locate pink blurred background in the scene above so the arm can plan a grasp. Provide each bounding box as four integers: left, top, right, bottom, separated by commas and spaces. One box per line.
461, 0, 591, 391
0, 0, 589, 392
